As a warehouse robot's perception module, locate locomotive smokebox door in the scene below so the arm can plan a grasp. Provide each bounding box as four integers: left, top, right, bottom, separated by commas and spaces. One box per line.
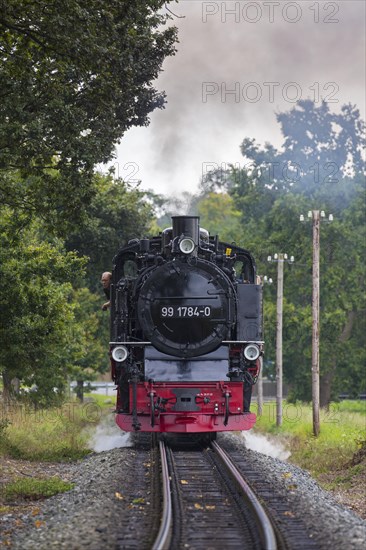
137, 259, 235, 358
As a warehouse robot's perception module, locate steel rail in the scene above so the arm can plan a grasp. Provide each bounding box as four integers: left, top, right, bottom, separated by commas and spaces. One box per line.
152, 440, 172, 550
212, 441, 278, 550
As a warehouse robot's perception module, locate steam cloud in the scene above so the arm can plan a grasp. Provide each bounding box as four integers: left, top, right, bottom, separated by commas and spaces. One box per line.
241, 430, 291, 460
89, 413, 132, 452
115, 1, 365, 200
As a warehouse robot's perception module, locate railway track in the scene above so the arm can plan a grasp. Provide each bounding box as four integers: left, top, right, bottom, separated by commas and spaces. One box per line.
152, 438, 278, 550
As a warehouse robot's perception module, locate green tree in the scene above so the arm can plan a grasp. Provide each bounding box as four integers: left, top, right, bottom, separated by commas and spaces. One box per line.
239, 100, 365, 197
250, 183, 365, 406
197, 192, 243, 243
69, 288, 110, 402
65, 172, 156, 290
200, 100, 365, 406
318, 182, 366, 403
0, 171, 158, 403
0, 0, 177, 228
0, 210, 86, 402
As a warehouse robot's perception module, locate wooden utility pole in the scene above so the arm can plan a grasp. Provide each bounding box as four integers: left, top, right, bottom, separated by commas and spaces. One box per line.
300, 209, 333, 436
257, 275, 272, 417
257, 356, 263, 416
276, 254, 284, 427
267, 256, 293, 427
312, 210, 321, 437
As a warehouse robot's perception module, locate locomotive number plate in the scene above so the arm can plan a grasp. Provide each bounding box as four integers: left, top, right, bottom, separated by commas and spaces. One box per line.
160, 306, 212, 318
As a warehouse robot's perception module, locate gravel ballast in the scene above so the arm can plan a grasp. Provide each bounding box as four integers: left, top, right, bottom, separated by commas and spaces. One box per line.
5, 444, 157, 550
4, 432, 366, 549
220, 433, 366, 550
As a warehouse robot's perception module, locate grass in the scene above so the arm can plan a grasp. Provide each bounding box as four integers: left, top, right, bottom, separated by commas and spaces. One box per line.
0, 392, 116, 462
1, 390, 364, 480
83, 392, 114, 409
3, 477, 74, 501
252, 400, 366, 476
0, 399, 102, 461
0, 505, 12, 513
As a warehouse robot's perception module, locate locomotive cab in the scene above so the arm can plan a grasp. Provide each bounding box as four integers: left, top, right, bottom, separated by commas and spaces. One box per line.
110, 216, 262, 433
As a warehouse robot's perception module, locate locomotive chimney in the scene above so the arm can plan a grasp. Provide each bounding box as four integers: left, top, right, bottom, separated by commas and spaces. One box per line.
172, 216, 200, 246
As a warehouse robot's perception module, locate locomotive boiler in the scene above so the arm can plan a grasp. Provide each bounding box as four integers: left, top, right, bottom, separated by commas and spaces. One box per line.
109, 216, 263, 434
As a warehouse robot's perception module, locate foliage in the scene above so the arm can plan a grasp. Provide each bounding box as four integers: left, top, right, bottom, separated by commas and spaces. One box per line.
197, 192, 242, 243
0, 172, 158, 405
0, 4, 178, 406
68, 288, 109, 387
0, 209, 86, 403
240, 100, 365, 197
0, 417, 10, 437
0, 0, 177, 229
65, 173, 156, 289
200, 100, 365, 404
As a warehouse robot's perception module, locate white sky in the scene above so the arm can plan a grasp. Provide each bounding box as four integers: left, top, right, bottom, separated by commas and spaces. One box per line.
110, 1, 366, 199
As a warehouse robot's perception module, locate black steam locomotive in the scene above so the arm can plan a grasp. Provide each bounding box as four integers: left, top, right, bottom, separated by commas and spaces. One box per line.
109, 216, 262, 433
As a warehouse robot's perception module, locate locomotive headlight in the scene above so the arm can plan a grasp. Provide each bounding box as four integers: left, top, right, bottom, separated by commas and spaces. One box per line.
112, 346, 128, 362
244, 344, 260, 361
179, 237, 195, 254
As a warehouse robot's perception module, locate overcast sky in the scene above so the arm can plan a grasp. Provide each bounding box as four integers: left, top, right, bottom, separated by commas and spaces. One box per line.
111, 0, 365, 199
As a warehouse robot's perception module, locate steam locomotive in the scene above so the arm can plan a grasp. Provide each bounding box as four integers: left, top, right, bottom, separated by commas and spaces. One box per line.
109, 216, 262, 434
